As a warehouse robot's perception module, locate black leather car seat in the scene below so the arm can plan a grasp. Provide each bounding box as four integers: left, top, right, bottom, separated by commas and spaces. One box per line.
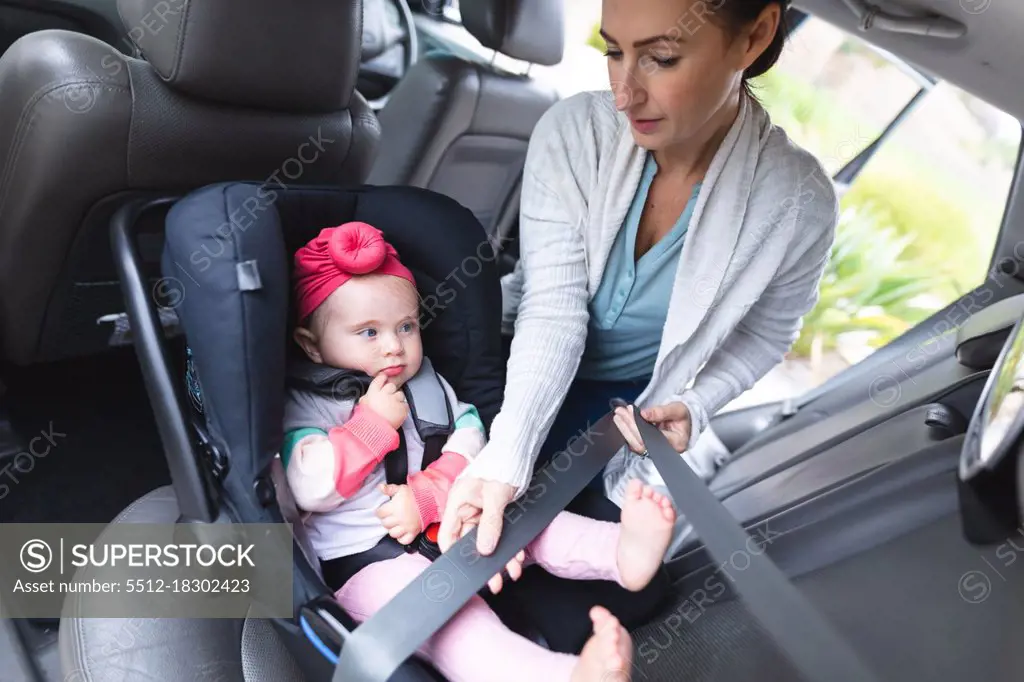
366, 0, 562, 249
0, 0, 379, 365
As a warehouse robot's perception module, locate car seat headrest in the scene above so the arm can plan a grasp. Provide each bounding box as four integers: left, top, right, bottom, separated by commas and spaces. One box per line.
461, 0, 564, 66
116, 0, 362, 112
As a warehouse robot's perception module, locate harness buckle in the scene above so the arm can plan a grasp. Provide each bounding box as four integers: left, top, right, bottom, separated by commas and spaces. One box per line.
416, 523, 443, 561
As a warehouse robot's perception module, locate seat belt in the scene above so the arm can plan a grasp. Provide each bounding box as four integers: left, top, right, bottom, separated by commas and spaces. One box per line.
634, 416, 881, 682
325, 408, 881, 682
330, 412, 626, 682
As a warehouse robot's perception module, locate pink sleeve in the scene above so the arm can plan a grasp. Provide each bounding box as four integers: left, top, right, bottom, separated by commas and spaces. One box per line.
407, 451, 469, 527
329, 405, 401, 498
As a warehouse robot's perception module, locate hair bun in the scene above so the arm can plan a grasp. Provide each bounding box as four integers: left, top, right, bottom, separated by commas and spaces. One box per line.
327, 221, 387, 274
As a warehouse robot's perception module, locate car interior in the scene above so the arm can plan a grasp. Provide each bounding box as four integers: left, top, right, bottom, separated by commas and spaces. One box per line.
1, 0, 1024, 680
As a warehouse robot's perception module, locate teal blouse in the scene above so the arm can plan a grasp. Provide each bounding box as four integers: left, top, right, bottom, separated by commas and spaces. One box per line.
576, 153, 701, 381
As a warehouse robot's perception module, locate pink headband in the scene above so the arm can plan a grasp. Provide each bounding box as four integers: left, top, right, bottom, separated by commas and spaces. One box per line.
292, 221, 415, 322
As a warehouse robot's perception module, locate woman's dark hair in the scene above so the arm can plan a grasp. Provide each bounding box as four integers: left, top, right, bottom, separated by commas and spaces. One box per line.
709, 0, 790, 98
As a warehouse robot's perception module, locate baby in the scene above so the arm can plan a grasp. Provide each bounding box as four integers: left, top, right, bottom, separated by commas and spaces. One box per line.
282, 221, 677, 682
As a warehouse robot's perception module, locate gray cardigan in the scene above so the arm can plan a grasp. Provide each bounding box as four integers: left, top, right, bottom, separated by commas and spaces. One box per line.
464, 90, 839, 507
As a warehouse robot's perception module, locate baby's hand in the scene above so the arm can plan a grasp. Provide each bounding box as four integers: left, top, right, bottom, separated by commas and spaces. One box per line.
359, 373, 408, 429
376, 483, 423, 545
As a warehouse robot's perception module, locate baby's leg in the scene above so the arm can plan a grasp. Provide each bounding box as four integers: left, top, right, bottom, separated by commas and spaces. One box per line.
524, 510, 623, 585
336, 552, 578, 682
526, 480, 676, 591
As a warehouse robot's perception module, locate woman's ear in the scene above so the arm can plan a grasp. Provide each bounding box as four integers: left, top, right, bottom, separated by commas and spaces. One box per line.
737, 3, 782, 70
293, 326, 323, 364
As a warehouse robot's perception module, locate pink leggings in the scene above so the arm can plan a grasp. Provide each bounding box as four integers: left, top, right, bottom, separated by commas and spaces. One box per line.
335, 510, 623, 682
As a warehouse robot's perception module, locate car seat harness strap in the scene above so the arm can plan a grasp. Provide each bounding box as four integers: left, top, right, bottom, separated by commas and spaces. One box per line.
287, 358, 455, 588
284, 357, 453, 477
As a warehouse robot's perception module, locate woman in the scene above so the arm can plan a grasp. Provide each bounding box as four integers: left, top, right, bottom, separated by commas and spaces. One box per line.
440, 0, 838, 653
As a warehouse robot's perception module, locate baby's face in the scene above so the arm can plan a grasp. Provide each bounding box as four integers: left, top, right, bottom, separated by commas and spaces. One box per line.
296, 274, 423, 387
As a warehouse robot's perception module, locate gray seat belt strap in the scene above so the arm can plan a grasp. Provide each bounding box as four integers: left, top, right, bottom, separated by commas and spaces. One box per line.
330, 407, 881, 682
635, 417, 881, 682
332, 412, 625, 682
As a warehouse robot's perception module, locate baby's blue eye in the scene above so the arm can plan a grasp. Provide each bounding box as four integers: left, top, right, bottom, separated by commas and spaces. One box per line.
400, 322, 414, 333
359, 328, 377, 338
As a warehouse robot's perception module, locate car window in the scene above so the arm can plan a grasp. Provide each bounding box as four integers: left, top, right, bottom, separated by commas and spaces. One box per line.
753, 18, 929, 177
726, 16, 1022, 412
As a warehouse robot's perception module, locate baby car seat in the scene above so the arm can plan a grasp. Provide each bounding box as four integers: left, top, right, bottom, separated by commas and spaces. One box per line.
59, 181, 892, 682
59, 182, 510, 681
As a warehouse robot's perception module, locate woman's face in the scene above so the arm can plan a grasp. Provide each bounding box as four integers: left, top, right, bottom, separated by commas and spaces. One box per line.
601, 0, 777, 152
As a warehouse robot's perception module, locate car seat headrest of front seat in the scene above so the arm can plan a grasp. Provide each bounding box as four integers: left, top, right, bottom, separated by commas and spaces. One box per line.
117, 0, 362, 112
460, 0, 565, 66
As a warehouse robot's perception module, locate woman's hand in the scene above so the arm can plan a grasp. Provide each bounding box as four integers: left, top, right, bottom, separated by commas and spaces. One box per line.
613, 402, 692, 455
438, 475, 525, 593
438, 476, 516, 554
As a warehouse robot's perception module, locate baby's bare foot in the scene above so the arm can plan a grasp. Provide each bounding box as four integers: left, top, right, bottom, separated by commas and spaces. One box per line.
571, 606, 632, 682
617, 479, 676, 591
